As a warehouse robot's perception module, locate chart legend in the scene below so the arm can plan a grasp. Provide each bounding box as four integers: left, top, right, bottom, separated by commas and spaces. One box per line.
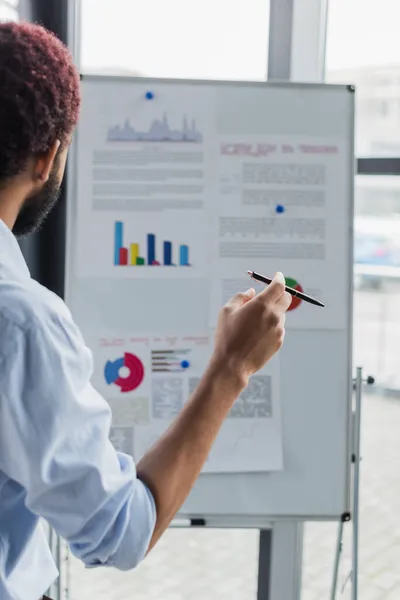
114, 221, 191, 267
285, 277, 304, 311
151, 349, 191, 373
107, 112, 203, 143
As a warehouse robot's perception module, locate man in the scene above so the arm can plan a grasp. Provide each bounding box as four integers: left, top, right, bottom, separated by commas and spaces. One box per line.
0, 21, 292, 600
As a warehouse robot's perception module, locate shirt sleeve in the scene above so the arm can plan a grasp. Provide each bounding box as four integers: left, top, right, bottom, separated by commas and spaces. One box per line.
0, 307, 156, 571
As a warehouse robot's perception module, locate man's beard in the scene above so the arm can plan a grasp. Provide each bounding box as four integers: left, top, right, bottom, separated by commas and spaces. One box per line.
13, 167, 62, 238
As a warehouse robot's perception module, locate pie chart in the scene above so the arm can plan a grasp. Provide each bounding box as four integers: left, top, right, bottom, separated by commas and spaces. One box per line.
104, 352, 145, 393
285, 277, 303, 311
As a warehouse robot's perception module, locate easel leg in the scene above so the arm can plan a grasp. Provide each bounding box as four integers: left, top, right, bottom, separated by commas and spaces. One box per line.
330, 367, 365, 600
257, 522, 303, 600
257, 529, 272, 600
330, 520, 344, 600
46, 528, 62, 600
351, 367, 363, 600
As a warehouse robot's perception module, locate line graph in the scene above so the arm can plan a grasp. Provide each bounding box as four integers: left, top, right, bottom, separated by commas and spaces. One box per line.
107, 112, 203, 143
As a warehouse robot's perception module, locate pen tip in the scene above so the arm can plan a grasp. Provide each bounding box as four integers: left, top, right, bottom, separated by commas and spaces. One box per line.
246, 270, 252, 275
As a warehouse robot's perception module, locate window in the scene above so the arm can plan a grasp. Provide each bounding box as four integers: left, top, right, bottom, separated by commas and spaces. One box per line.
324, 8, 400, 592
326, 0, 400, 394
51, 3, 400, 599
326, 0, 400, 157
0, 0, 18, 21
80, 0, 270, 80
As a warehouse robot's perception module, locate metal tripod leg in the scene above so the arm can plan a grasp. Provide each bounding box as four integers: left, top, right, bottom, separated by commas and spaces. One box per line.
330, 519, 344, 600
330, 367, 367, 600
351, 366, 363, 600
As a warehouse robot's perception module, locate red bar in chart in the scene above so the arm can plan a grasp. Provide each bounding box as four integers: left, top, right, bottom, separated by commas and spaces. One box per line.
119, 247, 128, 266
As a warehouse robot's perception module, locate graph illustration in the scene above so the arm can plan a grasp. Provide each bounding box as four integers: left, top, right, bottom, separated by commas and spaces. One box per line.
104, 352, 145, 393
107, 112, 203, 143
114, 221, 191, 267
285, 277, 304, 311
151, 349, 191, 373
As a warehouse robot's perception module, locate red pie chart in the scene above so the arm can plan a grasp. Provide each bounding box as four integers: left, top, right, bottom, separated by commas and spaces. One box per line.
285, 277, 303, 311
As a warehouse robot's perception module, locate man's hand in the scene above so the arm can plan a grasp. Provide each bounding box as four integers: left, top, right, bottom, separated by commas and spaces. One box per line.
212, 272, 292, 385
137, 272, 291, 556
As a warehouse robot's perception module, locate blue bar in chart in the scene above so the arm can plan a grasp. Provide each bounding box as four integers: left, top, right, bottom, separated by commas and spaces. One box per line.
114, 221, 123, 265
179, 244, 190, 266
163, 241, 172, 266
147, 233, 156, 265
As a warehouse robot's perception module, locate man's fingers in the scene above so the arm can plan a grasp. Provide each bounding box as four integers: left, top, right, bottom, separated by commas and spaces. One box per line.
225, 288, 256, 311
276, 291, 292, 312
258, 272, 286, 303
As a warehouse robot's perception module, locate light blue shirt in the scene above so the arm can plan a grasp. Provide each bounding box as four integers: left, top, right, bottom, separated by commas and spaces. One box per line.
0, 219, 156, 600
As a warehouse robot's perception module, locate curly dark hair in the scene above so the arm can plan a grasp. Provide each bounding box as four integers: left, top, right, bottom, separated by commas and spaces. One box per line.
0, 21, 81, 183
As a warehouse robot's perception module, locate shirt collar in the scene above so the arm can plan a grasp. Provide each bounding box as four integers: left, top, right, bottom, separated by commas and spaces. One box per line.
0, 219, 30, 278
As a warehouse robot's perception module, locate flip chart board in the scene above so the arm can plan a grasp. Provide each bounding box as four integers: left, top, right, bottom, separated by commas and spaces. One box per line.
65, 77, 354, 519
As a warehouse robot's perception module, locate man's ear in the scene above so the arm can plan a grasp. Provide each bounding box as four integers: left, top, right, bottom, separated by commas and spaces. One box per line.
33, 140, 61, 183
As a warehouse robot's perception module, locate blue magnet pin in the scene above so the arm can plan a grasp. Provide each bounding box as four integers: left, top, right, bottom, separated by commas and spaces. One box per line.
145, 91, 154, 100
275, 204, 285, 214
181, 360, 190, 369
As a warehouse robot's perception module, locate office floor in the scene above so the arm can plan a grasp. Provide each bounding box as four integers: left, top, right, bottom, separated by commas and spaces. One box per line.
66, 391, 400, 600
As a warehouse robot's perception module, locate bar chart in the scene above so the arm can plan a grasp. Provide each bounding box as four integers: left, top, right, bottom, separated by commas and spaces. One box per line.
114, 221, 191, 267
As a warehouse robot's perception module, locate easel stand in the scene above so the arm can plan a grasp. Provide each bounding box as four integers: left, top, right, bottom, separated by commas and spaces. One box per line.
55, 368, 369, 600
59, 369, 368, 600
330, 367, 374, 600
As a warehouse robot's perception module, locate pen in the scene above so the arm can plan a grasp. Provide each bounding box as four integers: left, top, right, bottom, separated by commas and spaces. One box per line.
246, 270, 325, 308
